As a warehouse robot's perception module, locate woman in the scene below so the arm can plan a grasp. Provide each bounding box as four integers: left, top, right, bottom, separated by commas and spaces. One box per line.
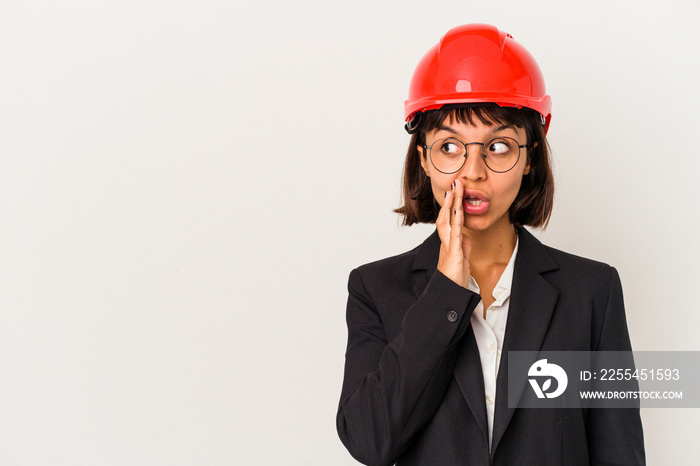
336, 24, 645, 465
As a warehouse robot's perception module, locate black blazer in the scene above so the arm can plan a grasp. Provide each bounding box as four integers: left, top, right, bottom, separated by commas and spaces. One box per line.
337, 228, 645, 465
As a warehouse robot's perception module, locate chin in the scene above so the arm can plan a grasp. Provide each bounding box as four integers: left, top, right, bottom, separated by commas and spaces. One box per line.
463, 211, 511, 233
463, 217, 493, 231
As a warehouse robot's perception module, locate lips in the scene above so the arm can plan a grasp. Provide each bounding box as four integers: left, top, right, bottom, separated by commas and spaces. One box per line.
463, 190, 489, 215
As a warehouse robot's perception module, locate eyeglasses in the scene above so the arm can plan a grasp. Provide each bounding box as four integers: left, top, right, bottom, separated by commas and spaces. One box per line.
424, 136, 529, 174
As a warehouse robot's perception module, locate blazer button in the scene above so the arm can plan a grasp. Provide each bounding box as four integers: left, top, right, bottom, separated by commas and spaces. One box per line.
446, 310, 459, 322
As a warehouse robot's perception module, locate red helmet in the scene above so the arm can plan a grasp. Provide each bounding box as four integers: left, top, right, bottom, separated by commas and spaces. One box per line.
404, 24, 551, 133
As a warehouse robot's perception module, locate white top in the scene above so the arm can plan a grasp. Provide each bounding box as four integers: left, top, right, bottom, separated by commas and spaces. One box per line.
467, 237, 519, 449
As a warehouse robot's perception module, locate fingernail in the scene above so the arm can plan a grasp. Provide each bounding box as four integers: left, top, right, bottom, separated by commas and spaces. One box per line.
454, 209, 457, 215
444, 191, 447, 198
451, 181, 455, 190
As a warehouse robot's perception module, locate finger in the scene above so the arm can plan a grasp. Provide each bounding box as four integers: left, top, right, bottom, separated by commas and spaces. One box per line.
449, 180, 463, 247
450, 207, 463, 251
451, 178, 464, 224
461, 231, 472, 260
436, 188, 453, 245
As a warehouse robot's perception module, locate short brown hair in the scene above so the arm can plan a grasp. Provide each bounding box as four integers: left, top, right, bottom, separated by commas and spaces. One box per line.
394, 105, 554, 228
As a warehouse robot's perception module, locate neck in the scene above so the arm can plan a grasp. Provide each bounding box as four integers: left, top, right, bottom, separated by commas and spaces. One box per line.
463, 220, 518, 267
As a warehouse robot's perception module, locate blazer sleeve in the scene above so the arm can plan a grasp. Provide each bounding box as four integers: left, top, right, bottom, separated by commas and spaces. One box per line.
337, 267, 481, 466
586, 266, 646, 465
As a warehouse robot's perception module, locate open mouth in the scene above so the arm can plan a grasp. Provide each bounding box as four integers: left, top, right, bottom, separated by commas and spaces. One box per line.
462, 191, 489, 215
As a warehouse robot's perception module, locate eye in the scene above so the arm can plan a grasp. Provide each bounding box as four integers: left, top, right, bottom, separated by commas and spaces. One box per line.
438, 139, 463, 156
486, 138, 513, 155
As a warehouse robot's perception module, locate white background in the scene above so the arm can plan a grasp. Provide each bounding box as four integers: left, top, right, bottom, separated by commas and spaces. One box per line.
1, 0, 699, 464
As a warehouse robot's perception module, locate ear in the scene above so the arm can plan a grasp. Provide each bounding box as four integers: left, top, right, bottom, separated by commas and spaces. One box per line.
523, 141, 537, 176
418, 146, 431, 177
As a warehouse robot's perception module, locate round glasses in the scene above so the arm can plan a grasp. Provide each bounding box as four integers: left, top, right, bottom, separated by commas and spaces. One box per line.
424, 136, 528, 174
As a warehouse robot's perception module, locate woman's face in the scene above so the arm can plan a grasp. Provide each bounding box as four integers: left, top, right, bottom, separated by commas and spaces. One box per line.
419, 117, 531, 233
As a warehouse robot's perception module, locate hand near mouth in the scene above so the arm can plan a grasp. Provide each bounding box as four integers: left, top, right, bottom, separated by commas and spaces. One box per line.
436, 179, 471, 289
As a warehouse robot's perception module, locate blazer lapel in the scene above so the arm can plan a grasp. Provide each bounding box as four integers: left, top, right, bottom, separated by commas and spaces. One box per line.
453, 329, 490, 441
491, 228, 559, 454
410, 229, 489, 443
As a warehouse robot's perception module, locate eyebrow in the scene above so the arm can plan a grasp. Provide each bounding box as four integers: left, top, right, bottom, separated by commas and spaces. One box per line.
436, 123, 517, 136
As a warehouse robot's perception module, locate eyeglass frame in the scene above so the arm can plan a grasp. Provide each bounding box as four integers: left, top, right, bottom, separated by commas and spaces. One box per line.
423, 136, 531, 174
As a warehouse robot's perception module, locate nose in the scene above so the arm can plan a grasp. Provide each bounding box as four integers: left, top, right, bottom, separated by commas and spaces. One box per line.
457, 143, 487, 182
